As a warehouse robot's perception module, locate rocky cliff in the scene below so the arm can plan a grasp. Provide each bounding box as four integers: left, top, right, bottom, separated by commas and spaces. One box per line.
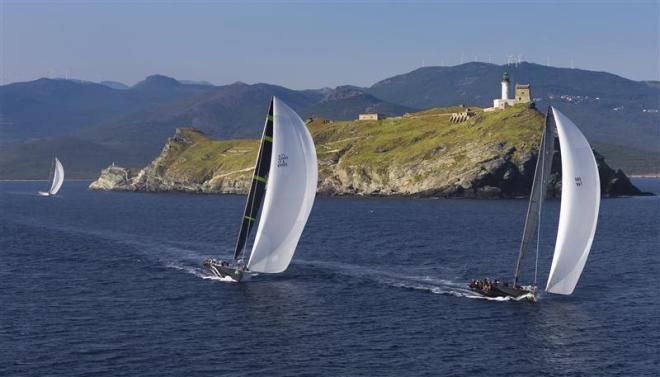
89, 105, 645, 198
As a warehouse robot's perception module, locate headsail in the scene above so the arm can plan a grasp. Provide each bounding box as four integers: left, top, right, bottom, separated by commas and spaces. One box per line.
49, 158, 64, 195
247, 97, 318, 273
546, 107, 600, 295
233, 100, 274, 260
513, 109, 555, 286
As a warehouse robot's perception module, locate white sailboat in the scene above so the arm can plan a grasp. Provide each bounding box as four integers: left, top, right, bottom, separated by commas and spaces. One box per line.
204, 97, 318, 282
38, 157, 65, 196
468, 106, 600, 300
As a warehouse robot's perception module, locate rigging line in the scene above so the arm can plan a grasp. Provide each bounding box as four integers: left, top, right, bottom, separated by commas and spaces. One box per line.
47, 158, 55, 193
534, 145, 543, 284
534, 199, 541, 286
534, 123, 549, 286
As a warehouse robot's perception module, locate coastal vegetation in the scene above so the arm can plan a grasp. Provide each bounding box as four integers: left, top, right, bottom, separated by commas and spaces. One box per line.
90, 105, 643, 198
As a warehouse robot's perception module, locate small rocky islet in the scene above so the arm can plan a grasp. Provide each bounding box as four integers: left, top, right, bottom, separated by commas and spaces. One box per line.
90, 105, 645, 198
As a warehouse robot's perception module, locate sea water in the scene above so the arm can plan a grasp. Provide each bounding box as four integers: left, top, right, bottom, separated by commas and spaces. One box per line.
1, 180, 658, 376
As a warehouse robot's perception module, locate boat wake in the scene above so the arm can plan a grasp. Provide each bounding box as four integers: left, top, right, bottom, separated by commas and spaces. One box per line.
296, 259, 528, 302
6, 215, 232, 282
380, 276, 531, 302
164, 262, 216, 279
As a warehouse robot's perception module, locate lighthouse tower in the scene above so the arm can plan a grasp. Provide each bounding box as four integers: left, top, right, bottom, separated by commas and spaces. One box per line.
490, 71, 518, 110
485, 71, 533, 112
501, 72, 510, 100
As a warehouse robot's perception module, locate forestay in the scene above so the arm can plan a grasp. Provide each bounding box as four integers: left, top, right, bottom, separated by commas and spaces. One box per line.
546, 107, 600, 294
247, 97, 318, 273
513, 109, 555, 286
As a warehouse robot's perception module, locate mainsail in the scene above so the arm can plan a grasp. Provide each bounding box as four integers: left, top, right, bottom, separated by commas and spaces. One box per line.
49, 158, 65, 195
546, 107, 600, 294
246, 97, 318, 273
471, 106, 599, 299
513, 109, 555, 286
233, 101, 274, 260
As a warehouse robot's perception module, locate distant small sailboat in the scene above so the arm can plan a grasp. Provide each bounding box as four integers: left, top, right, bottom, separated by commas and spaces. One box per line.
203, 97, 318, 282
469, 107, 600, 301
38, 157, 64, 196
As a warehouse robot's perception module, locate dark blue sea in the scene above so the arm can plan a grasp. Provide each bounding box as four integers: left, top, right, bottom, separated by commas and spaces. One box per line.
1, 179, 659, 377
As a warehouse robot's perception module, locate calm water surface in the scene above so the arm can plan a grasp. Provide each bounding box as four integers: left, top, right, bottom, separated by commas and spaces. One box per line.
1, 179, 659, 376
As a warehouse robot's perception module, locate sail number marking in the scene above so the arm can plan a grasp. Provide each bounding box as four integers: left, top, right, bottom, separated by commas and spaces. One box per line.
277, 153, 288, 168
574, 176, 583, 187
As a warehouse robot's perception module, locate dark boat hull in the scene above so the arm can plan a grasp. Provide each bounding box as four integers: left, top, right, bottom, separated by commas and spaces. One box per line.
203, 260, 244, 282
469, 283, 536, 301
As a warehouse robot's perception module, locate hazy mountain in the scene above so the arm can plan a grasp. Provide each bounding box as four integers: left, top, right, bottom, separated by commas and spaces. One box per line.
1, 63, 658, 178
644, 80, 660, 89
303, 86, 416, 120
100, 81, 129, 90
179, 80, 215, 87
81, 82, 326, 160
368, 62, 660, 156
0, 138, 121, 180
0, 76, 214, 144
0, 78, 134, 144
0, 76, 412, 178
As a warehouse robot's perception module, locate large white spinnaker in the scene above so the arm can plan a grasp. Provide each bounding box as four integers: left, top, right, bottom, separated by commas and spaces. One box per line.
247, 97, 318, 273
49, 158, 64, 195
546, 107, 600, 294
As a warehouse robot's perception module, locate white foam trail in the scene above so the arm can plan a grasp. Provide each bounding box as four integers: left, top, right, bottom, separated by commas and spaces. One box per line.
201, 275, 239, 283
166, 262, 239, 283
296, 259, 534, 303
7, 216, 233, 281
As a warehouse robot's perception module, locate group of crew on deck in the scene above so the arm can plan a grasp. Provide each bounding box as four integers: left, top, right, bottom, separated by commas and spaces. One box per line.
468, 278, 507, 292
205, 258, 230, 267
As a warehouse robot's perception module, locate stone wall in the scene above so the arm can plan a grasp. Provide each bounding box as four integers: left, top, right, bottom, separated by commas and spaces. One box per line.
515, 84, 531, 103
358, 113, 380, 121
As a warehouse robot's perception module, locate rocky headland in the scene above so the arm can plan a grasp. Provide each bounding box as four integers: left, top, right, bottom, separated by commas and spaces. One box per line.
90, 105, 645, 198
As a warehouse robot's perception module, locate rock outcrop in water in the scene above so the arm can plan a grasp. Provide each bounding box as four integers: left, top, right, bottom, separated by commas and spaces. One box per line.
89, 105, 646, 198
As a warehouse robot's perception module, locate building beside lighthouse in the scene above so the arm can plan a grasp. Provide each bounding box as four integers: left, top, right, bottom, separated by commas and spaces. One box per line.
486, 72, 532, 111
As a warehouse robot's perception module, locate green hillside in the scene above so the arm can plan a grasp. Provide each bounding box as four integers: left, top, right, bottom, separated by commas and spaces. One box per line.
90, 103, 643, 197
153, 130, 258, 182
310, 105, 540, 169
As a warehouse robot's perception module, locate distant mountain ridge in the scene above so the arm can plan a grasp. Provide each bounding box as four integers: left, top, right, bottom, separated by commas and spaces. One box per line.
100, 81, 129, 90
368, 62, 659, 154
1, 62, 658, 179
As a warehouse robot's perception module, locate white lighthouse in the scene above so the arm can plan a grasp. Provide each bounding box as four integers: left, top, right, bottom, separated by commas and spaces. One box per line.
501, 72, 510, 100
485, 72, 533, 112
490, 71, 519, 110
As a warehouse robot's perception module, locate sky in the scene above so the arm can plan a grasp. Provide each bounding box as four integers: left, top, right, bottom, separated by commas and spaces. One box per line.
1, 0, 659, 89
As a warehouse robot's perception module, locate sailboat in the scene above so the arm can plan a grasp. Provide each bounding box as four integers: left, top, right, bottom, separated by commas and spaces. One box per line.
38, 157, 65, 196
203, 97, 318, 282
468, 106, 600, 301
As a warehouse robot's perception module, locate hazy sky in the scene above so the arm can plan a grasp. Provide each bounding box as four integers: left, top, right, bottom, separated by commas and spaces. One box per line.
2, 1, 659, 89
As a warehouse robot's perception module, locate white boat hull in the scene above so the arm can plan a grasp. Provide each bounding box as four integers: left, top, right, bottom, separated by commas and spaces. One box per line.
38, 191, 51, 196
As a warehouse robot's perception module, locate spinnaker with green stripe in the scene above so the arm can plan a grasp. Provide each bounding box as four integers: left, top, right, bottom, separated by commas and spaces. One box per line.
233, 97, 318, 274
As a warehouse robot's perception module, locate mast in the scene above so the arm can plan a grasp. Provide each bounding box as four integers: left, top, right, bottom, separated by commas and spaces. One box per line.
513, 107, 555, 286
233, 99, 274, 261
45, 157, 55, 192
